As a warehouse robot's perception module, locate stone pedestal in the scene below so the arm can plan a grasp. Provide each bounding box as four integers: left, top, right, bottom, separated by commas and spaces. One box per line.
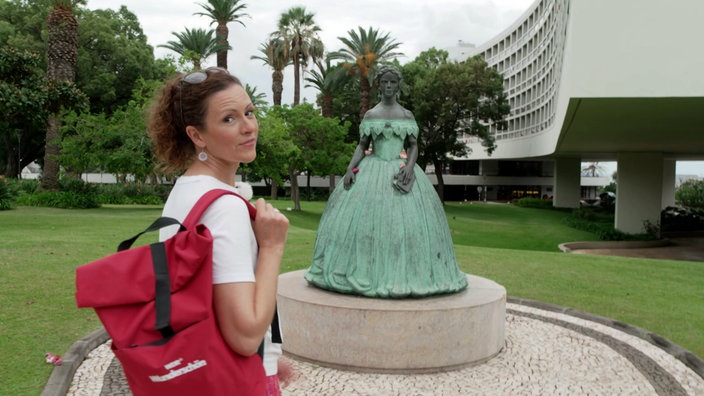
277, 270, 506, 373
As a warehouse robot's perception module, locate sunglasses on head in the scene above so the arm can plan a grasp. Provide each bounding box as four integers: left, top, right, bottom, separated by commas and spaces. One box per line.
181, 66, 229, 85
179, 67, 230, 126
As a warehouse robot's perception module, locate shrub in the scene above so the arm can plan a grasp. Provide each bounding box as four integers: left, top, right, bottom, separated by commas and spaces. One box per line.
17, 179, 40, 194
0, 176, 18, 210
661, 206, 704, 232
514, 197, 554, 210
676, 179, 704, 209
16, 178, 100, 209
96, 183, 169, 205
564, 207, 654, 241
97, 184, 130, 205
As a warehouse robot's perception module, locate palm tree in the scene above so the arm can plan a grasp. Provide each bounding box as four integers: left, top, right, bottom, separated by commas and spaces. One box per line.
42, 0, 80, 190
305, 58, 350, 192
250, 38, 290, 106
275, 6, 324, 106
159, 28, 229, 70
194, 0, 250, 69
333, 26, 403, 120
581, 162, 607, 177
245, 84, 267, 108
304, 58, 349, 118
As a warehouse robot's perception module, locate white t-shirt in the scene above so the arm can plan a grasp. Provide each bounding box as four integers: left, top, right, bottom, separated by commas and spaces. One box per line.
160, 175, 281, 375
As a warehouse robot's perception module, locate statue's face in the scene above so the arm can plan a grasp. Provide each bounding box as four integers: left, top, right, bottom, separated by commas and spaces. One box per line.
378, 72, 399, 98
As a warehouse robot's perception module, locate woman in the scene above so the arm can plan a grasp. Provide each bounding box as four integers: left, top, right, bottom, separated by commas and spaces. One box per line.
148, 67, 288, 395
305, 65, 467, 298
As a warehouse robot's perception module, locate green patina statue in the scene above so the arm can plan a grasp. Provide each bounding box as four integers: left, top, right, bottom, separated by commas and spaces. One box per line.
304, 65, 468, 298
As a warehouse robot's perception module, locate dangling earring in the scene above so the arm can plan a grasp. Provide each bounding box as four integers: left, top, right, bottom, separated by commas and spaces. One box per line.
198, 149, 208, 162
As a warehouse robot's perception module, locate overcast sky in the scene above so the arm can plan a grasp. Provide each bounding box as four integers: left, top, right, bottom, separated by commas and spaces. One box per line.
83, 0, 704, 176
84, 0, 535, 104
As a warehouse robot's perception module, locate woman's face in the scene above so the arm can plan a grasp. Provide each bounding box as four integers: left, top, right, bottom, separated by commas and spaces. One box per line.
379, 72, 400, 99
198, 84, 258, 166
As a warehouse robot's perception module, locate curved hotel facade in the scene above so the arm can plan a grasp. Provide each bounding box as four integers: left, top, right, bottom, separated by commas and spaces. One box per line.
445, 0, 704, 233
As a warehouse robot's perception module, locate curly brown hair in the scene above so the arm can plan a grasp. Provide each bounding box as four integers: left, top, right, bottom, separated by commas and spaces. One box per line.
148, 69, 242, 173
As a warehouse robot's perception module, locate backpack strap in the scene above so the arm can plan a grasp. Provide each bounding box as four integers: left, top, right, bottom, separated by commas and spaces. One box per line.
182, 188, 256, 229
178, 189, 282, 359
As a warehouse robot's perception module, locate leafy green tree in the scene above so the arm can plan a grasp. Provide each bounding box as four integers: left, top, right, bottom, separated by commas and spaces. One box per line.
0, 46, 86, 177
676, 180, 704, 209
404, 53, 509, 201
333, 26, 403, 120
60, 107, 154, 182
42, 0, 82, 190
159, 27, 229, 70
245, 105, 351, 207
275, 6, 324, 106
285, 104, 351, 207
76, 6, 160, 114
194, 0, 249, 69
57, 111, 103, 175
305, 58, 350, 118
60, 79, 160, 182
329, 74, 362, 143
251, 37, 290, 106
241, 106, 299, 199
599, 181, 617, 195
0, 0, 50, 55
304, 59, 354, 191
2, 2, 168, 114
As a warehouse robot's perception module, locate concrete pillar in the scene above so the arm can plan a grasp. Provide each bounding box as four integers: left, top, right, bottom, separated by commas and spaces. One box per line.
479, 160, 499, 202
661, 159, 676, 208
553, 157, 581, 208
615, 153, 664, 234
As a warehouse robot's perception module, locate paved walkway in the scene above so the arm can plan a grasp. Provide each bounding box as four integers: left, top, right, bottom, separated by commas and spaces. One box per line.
45, 297, 703, 396
562, 235, 704, 262
45, 239, 704, 395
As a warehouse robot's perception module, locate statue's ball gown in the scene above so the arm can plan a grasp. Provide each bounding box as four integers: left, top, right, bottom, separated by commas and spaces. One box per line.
304, 118, 468, 298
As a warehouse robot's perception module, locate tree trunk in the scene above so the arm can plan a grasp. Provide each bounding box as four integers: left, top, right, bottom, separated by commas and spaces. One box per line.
322, 93, 333, 118
289, 168, 301, 211
293, 52, 300, 106
270, 182, 278, 200
306, 172, 312, 201
216, 24, 229, 69
42, 116, 61, 190
329, 174, 336, 194
272, 70, 283, 106
43, 5, 78, 191
433, 159, 445, 203
2, 132, 18, 178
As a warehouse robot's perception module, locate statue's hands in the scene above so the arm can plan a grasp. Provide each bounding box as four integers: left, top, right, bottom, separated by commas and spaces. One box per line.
397, 164, 413, 184
343, 168, 358, 190
393, 164, 415, 193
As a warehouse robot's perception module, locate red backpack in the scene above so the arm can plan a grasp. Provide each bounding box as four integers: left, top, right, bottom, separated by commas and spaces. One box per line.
76, 189, 266, 396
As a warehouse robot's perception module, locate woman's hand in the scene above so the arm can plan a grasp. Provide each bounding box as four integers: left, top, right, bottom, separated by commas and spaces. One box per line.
253, 198, 289, 253
213, 198, 288, 356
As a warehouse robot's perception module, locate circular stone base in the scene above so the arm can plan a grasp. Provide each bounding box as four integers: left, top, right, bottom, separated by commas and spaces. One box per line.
277, 270, 506, 373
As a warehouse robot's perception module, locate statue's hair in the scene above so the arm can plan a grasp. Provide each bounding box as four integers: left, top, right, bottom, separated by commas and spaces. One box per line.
374, 64, 403, 85
147, 70, 242, 173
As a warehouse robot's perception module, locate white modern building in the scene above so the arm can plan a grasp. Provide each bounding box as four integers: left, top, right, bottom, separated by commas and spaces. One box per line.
447, 0, 704, 234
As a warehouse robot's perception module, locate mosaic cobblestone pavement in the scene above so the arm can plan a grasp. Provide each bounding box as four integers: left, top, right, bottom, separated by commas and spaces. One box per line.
63, 301, 704, 396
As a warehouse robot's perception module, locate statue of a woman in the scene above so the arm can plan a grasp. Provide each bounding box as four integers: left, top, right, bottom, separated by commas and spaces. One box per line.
304, 65, 467, 298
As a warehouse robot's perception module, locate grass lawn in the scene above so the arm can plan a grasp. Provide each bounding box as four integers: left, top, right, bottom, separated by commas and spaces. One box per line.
1, 201, 702, 395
